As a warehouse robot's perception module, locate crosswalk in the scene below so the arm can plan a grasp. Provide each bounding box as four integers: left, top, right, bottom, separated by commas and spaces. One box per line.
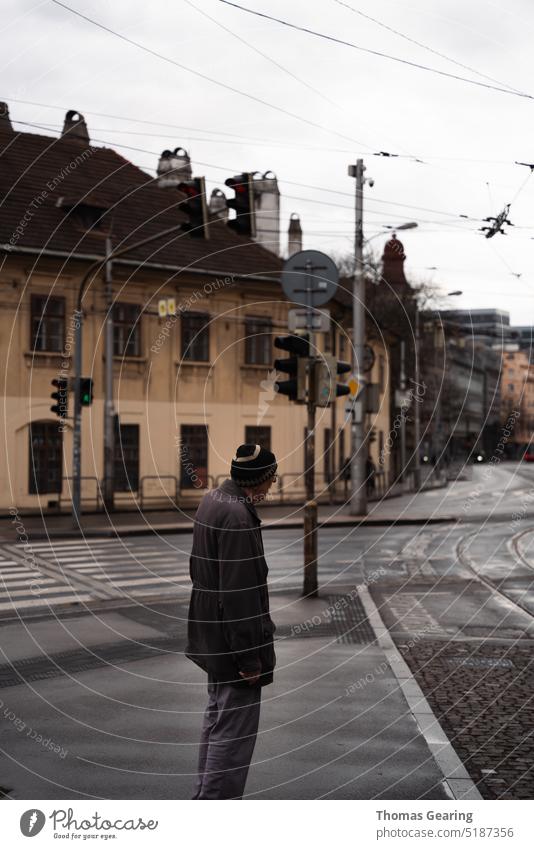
0, 528, 372, 614
0, 547, 93, 613
0, 537, 194, 613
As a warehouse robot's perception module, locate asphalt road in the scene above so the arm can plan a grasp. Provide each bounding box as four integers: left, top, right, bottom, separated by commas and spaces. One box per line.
0, 462, 533, 799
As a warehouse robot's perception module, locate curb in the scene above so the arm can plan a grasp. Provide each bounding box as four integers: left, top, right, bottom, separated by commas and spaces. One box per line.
358, 586, 483, 801
4, 514, 461, 543
6, 510, 531, 542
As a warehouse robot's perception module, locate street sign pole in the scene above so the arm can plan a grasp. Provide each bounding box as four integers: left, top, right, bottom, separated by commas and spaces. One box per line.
281, 250, 339, 598
349, 159, 368, 516
294, 259, 321, 599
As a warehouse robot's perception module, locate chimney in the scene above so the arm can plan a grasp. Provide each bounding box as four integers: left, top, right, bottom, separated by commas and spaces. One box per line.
0, 102, 13, 133
287, 213, 302, 257
209, 188, 228, 222
61, 110, 90, 143
252, 171, 280, 255
157, 147, 192, 187
381, 234, 408, 287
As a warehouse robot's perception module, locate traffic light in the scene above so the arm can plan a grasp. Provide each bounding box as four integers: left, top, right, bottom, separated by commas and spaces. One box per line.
50, 378, 68, 418
274, 334, 310, 403
177, 176, 210, 238
224, 173, 256, 238
336, 359, 352, 397
79, 377, 93, 407
312, 355, 351, 407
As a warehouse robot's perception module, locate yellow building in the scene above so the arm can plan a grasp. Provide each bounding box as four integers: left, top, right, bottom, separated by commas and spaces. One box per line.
0, 103, 390, 513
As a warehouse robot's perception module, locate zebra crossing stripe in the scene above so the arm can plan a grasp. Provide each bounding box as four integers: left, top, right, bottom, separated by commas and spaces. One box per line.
0, 594, 93, 611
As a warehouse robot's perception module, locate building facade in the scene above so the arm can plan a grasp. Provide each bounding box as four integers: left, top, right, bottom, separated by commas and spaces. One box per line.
0, 103, 391, 513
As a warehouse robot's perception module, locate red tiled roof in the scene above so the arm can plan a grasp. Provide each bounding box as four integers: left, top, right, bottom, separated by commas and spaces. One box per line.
0, 125, 282, 280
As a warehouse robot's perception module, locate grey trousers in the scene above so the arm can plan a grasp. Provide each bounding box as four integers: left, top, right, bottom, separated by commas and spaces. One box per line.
192, 674, 262, 799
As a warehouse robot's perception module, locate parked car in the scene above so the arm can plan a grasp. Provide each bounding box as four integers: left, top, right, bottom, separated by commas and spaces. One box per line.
523, 450, 534, 462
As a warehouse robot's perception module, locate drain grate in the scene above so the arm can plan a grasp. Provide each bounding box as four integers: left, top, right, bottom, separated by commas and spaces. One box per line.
276, 592, 375, 645
0, 634, 185, 690
0, 593, 375, 689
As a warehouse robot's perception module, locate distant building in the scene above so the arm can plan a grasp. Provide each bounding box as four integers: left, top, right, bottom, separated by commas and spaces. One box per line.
419, 310, 503, 461
500, 349, 534, 454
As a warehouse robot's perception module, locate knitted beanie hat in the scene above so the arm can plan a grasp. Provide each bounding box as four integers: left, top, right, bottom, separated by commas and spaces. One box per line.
230, 443, 278, 487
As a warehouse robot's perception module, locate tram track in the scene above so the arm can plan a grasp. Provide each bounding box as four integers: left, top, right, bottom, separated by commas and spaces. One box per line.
456, 528, 534, 626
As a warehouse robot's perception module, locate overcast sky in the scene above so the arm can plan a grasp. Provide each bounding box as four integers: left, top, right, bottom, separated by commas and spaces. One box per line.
3, 0, 534, 324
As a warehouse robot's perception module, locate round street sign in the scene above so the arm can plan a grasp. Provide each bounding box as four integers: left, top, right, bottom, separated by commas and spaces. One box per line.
281, 250, 339, 308
363, 344, 375, 373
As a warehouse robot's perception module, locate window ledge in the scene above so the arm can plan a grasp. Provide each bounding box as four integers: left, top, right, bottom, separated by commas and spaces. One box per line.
24, 349, 68, 357
113, 356, 147, 364
240, 363, 272, 371
176, 360, 212, 368
24, 350, 70, 365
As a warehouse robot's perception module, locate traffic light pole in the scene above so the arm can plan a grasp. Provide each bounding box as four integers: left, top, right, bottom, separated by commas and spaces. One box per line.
303, 395, 318, 598
71, 221, 187, 528
349, 159, 368, 516
102, 235, 115, 511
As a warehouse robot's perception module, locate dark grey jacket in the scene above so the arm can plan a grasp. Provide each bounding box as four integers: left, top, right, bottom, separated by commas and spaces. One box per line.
185, 478, 276, 687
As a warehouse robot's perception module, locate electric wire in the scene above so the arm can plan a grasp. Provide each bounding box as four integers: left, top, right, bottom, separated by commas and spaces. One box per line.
331, 0, 526, 97
5, 96, 532, 168
183, 0, 341, 110
6, 119, 501, 226
49, 0, 374, 150
217, 0, 534, 101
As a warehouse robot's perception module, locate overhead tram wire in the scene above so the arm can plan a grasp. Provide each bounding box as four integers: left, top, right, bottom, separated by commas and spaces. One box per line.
182, 0, 341, 110
47, 1, 432, 169
217, 0, 534, 101
182, 0, 426, 165
8, 97, 534, 169
331, 0, 527, 97
49, 0, 375, 151
10, 119, 493, 226
19, 121, 363, 152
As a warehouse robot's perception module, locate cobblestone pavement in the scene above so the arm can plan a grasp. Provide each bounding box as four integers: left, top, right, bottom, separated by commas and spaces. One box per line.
399, 639, 534, 799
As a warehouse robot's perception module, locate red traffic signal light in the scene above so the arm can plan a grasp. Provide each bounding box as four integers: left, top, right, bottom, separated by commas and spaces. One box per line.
224, 173, 256, 238
273, 334, 310, 403
50, 377, 68, 418
177, 177, 210, 239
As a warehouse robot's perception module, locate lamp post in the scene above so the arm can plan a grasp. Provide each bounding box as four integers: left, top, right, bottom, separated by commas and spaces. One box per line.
347, 168, 419, 516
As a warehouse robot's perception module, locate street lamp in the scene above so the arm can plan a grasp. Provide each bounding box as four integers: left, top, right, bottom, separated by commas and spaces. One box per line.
365, 221, 418, 244
387, 222, 419, 231
348, 162, 419, 518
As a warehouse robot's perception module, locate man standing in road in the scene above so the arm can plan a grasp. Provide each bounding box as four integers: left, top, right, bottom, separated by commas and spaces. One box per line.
186, 443, 278, 800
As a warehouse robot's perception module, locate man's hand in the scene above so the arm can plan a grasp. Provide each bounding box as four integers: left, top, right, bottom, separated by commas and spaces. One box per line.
239, 666, 261, 686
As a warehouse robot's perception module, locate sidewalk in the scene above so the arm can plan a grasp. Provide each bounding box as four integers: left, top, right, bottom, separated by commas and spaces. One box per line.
0, 586, 480, 800
0, 499, 456, 543
2, 477, 532, 541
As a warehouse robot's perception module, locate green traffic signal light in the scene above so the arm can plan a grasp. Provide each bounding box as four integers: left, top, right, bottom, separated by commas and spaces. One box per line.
80, 377, 93, 407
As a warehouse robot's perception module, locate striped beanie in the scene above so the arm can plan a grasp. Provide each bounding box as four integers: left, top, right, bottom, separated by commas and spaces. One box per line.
230, 443, 277, 487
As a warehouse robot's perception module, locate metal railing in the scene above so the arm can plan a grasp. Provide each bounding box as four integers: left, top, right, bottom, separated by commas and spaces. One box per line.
139, 475, 178, 509
57, 476, 102, 512
50, 465, 448, 514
